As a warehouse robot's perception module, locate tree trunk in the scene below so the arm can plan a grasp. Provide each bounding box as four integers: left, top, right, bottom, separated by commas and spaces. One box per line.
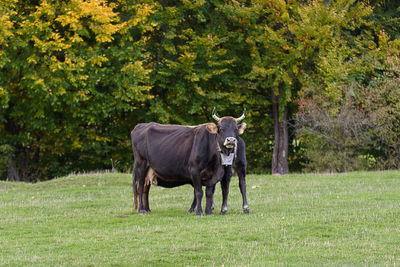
271, 89, 289, 175
7, 157, 20, 182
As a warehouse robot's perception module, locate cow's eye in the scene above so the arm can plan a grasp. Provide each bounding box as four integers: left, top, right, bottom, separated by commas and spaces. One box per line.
217, 125, 222, 133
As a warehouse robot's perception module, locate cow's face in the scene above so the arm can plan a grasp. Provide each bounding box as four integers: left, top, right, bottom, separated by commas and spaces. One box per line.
209, 108, 246, 154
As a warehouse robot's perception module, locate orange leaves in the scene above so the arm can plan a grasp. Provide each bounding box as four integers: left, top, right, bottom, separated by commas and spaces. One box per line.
296, 33, 311, 42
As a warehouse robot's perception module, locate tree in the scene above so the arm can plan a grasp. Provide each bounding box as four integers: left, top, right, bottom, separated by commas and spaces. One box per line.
142, 0, 390, 174
143, 0, 245, 125
0, 0, 154, 181
1, 0, 398, 180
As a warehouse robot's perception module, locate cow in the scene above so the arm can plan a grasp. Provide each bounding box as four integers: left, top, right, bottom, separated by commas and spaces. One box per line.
131, 108, 247, 216
187, 135, 249, 214
149, 136, 248, 215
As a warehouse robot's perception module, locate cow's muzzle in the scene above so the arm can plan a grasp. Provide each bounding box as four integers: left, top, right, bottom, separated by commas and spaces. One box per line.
223, 137, 237, 148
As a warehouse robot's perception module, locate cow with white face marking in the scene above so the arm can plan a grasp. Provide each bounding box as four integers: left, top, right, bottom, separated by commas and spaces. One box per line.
131, 108, 247, 216
188, 108, 249, 214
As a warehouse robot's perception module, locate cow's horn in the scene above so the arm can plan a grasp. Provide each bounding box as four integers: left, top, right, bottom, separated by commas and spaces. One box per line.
236, 108, 246, 122
212, 107, 220, 121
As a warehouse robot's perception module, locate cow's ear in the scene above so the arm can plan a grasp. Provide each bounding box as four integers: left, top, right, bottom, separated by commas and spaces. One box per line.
206, 123, 218, 134
238, 122, 247, 135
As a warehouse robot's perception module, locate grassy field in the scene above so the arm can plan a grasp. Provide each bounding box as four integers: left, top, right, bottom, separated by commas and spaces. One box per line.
1, 171, 400, 266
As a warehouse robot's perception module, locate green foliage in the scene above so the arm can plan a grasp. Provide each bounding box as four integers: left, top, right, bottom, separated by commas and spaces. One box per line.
296, 55, 400, 173
0, 144, 13, 177
368, 0, 400, 40
213, 0, 389, 172
356, 55, 400, 169
1, 0, 400, 180
292, 0, 383, 104
145, 0, 242, 125
291, 1, 400, 173
0, 0, 154, 180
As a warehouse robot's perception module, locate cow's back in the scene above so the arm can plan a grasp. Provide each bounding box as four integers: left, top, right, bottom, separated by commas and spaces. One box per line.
131, 123, 196, 181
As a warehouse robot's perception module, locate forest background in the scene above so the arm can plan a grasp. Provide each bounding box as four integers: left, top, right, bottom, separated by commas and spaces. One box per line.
1, 0, 399, 182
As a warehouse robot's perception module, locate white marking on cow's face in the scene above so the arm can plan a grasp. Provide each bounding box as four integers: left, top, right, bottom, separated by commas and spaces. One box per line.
223, 137, 237, 148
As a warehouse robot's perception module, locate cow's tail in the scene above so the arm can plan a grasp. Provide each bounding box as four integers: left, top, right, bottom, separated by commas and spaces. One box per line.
133, 167, 138, 211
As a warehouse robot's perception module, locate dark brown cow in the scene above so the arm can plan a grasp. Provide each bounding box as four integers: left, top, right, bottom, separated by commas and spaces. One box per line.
131, 108, 246, 216
188, 135, 248, 214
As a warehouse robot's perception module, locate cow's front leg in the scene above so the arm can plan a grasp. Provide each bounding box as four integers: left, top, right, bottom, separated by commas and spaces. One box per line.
238, 169, 249, 214
194, 186, 203, 216
211, 184, 216, 211
191, 174, 204, 216
188, 190, 196, 213
205, 185, 214, 215
190, 185, 215, 213
220, 167, 232, 215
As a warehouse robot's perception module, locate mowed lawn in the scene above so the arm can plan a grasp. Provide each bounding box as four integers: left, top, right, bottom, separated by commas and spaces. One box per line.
1, 171, 399, 266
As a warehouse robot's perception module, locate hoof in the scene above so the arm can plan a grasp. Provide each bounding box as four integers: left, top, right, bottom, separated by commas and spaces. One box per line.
196, 211, 204, 216
220, 206, 228, 215
205, 210, 214, 216
188, 208, 195, 213
243, 208, 250, 214
138, 210, 147, 215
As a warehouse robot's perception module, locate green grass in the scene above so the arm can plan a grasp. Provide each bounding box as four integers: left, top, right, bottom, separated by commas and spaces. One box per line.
1, 171, 400, 266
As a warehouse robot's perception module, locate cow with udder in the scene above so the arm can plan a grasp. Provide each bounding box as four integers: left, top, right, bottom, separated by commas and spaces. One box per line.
131, 108, 247, 216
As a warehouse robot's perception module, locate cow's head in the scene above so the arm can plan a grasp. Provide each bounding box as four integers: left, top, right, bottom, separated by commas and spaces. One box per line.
208, 107, 247, 154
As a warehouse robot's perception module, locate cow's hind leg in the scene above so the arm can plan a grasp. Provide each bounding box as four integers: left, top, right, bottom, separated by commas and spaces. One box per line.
143, 168, 155, 212
133, 167, 138, 212
134, 155, 148, 215
143, 183, 151, 212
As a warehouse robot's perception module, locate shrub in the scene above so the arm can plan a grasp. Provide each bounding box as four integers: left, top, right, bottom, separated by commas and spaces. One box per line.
296, 55, 400, 172
357, 55, 400, 169
295, 94, 373, 172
